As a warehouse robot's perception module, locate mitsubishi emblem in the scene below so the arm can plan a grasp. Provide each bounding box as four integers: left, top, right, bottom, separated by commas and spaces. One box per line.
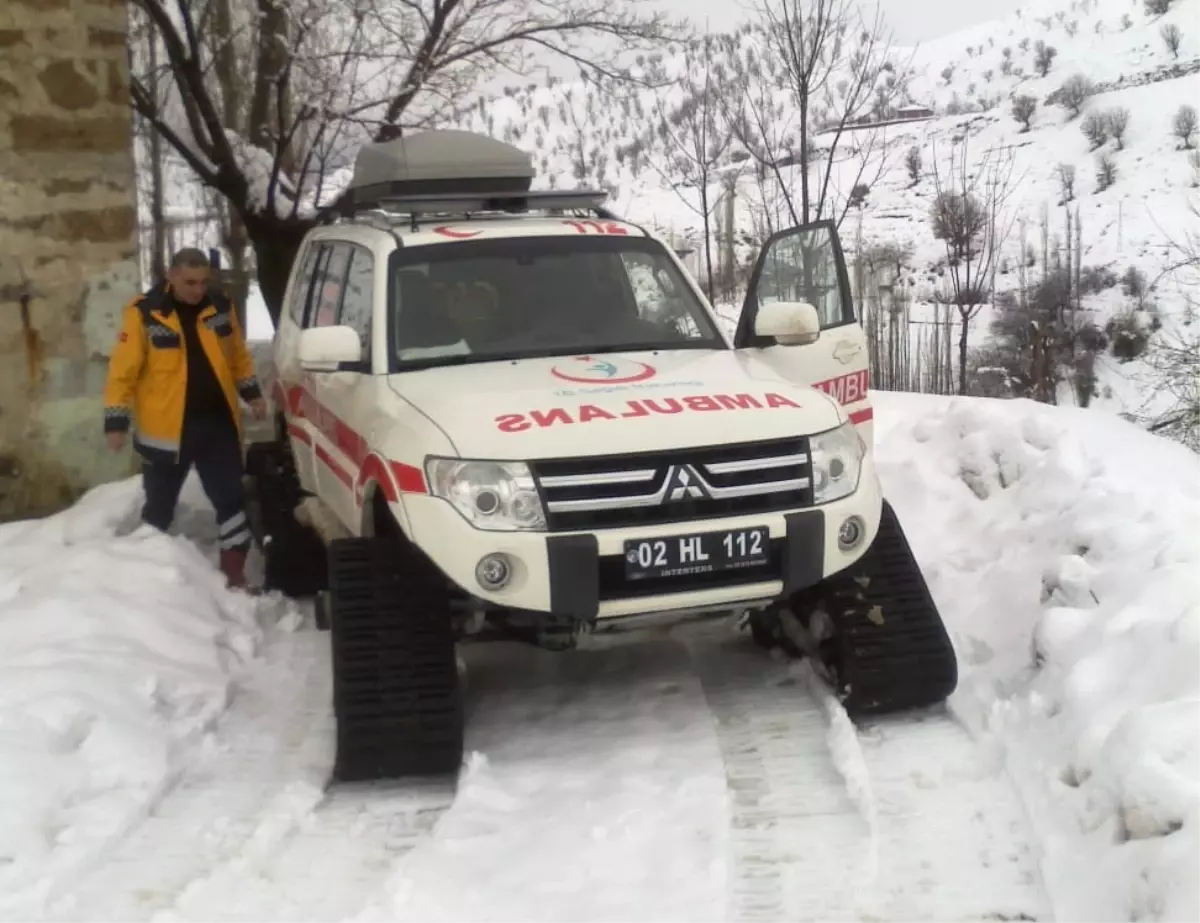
665, 465, 709, 502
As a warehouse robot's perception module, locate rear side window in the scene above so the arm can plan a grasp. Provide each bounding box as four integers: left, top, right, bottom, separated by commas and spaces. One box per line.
309, 243, 351, 328
287, 243, 322, 326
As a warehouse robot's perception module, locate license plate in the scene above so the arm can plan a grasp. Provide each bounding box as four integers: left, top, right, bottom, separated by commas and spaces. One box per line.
623, 526, 771, 581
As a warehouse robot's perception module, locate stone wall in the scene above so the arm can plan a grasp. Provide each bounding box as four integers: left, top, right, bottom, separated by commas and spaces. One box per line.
0, 0, 141, 519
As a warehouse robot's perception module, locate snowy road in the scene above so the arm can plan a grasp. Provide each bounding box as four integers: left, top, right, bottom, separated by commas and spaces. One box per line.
35, 614, 1047, 923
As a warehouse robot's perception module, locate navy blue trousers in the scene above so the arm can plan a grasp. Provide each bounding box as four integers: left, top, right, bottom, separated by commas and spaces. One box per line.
141, 413, 251, 552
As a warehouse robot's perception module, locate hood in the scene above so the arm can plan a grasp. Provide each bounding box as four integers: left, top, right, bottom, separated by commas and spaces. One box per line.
388, 350, 845, 459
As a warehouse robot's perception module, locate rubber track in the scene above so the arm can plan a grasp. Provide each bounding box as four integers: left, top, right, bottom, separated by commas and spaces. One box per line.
247, 442, 327, 597
822, 500, 959, 715
328, 537, 464, 781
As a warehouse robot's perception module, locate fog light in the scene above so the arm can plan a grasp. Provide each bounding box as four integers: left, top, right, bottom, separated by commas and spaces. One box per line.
476, 553, 512, 590
838, 515, 866, 551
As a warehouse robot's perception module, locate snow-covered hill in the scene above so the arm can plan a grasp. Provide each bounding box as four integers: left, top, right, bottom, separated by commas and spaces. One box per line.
1, 393, 1196, 920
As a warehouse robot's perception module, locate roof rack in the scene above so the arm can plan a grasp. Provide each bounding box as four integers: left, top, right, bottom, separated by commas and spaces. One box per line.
322, 129, 619, 228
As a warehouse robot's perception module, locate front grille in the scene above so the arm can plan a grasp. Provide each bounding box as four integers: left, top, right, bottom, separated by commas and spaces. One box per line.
530, 436, 814, 531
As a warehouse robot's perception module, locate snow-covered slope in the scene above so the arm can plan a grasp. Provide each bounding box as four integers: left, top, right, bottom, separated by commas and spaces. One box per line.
2, 392, 1196, 921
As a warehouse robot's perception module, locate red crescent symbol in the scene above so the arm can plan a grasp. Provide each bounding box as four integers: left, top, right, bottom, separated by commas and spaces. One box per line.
433, 226, 481, 239
551, 362, 657, 384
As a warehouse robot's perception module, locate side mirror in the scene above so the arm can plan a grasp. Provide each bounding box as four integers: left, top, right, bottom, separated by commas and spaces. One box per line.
753, 301, 821, 346
299, 325, 362, 372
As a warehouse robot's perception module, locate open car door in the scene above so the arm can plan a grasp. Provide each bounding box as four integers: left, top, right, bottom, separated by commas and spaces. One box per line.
732, 220, 874, 444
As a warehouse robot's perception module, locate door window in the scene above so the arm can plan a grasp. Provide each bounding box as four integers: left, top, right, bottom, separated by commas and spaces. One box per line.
747, 223, 855, 332
340, 246, 374, 361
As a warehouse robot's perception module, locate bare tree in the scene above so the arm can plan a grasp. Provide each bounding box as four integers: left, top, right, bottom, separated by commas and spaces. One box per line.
128, 0, 686, 324
1141, 206, 1199, 450
642, 34, 735, 297
1057, 162, 1076, 201
1057, 74, 1093, 119
1174, 105, 1198, 148
725, 0, 907, 231
1160, 22, 1182, 57
1081, 111, 1108, 150
927, 136, 1021, 395
905, 144, 922, 186
1034, 40, 1058, 76
1012, 94, 1037, 131
1106, 107, 1131, 149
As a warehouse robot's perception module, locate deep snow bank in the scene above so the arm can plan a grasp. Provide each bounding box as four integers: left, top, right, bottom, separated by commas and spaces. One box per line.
0, 478, 262, 915
873, 391, 1200, 922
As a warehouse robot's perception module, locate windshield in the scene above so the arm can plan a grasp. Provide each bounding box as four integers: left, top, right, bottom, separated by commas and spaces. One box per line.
387, 235, 724, 371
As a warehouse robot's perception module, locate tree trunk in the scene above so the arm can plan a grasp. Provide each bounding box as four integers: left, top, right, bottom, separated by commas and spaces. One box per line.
957, 311, 970, 395
243, 212, 315, 326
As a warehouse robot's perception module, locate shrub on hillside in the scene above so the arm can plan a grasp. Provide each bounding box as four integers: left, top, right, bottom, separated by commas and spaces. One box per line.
1144, 0, 1171, 15
1082, 112, 1108, 149
1058, 162, 1077, 200
1106, 107, 1131, 149
942, 64, 956, 85
906, 145, 922, 186
1106, 311, 1153, 361
1012, 94, 1037, 131
1058, 74, 1094, 118
1079, 265, 1119, 294
1174, 105, 1198, 148
1034, 41, 1058, 76
1160, 23, 1182, 57
1096, 152, 1117, 190
1121, 265, 1148, 299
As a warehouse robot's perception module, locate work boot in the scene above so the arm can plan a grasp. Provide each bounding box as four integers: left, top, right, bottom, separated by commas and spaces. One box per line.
219, 548, 261, 595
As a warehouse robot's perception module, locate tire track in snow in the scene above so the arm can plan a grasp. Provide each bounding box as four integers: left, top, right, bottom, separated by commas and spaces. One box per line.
350, 636, 731, 922
41, 621, 454, 922
683, 624, 1051, 922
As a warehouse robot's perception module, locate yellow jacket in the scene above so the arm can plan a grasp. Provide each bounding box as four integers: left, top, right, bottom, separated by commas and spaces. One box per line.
103, 283, 261, 461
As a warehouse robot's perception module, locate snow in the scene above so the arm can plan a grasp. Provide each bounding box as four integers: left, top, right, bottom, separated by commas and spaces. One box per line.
873, 390, 1200, 922
1, 390, 1196, 920
0, 478, 267, 917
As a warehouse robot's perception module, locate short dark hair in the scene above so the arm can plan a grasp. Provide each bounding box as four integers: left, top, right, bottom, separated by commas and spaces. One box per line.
170, 247, 211, 270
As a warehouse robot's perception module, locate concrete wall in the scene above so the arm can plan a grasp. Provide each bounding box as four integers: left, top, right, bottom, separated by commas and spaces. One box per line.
0, 0, 141, 519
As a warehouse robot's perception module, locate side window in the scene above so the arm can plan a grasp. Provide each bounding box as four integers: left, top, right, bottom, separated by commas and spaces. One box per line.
340, 247, 374, 362
752, 225, 853, 328
310, 243, 351, 328
287, 243, 322, 326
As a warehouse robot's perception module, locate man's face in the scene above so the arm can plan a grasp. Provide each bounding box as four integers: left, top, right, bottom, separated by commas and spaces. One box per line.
168, 265, 211, 305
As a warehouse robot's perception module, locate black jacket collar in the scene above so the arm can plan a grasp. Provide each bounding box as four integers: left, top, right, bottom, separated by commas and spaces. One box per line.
141, 281, 229, 318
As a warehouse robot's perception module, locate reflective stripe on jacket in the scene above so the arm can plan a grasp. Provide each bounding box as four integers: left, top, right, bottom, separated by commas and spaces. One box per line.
102, 283, 261, 461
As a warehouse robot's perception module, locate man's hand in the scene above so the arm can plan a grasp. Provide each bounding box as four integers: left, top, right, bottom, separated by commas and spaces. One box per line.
106, 431, 127, 452
249, 397, 268, 420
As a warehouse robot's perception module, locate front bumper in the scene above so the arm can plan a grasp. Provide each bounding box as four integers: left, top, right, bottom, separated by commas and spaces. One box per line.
399, 458, 882, 620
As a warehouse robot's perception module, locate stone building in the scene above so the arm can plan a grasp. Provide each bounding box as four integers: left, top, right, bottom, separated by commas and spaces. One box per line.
0, 0, 141, 520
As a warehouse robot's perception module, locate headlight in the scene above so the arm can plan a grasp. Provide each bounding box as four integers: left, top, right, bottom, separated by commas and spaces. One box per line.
425, 458, 546, 531
810, 421, 866, 504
